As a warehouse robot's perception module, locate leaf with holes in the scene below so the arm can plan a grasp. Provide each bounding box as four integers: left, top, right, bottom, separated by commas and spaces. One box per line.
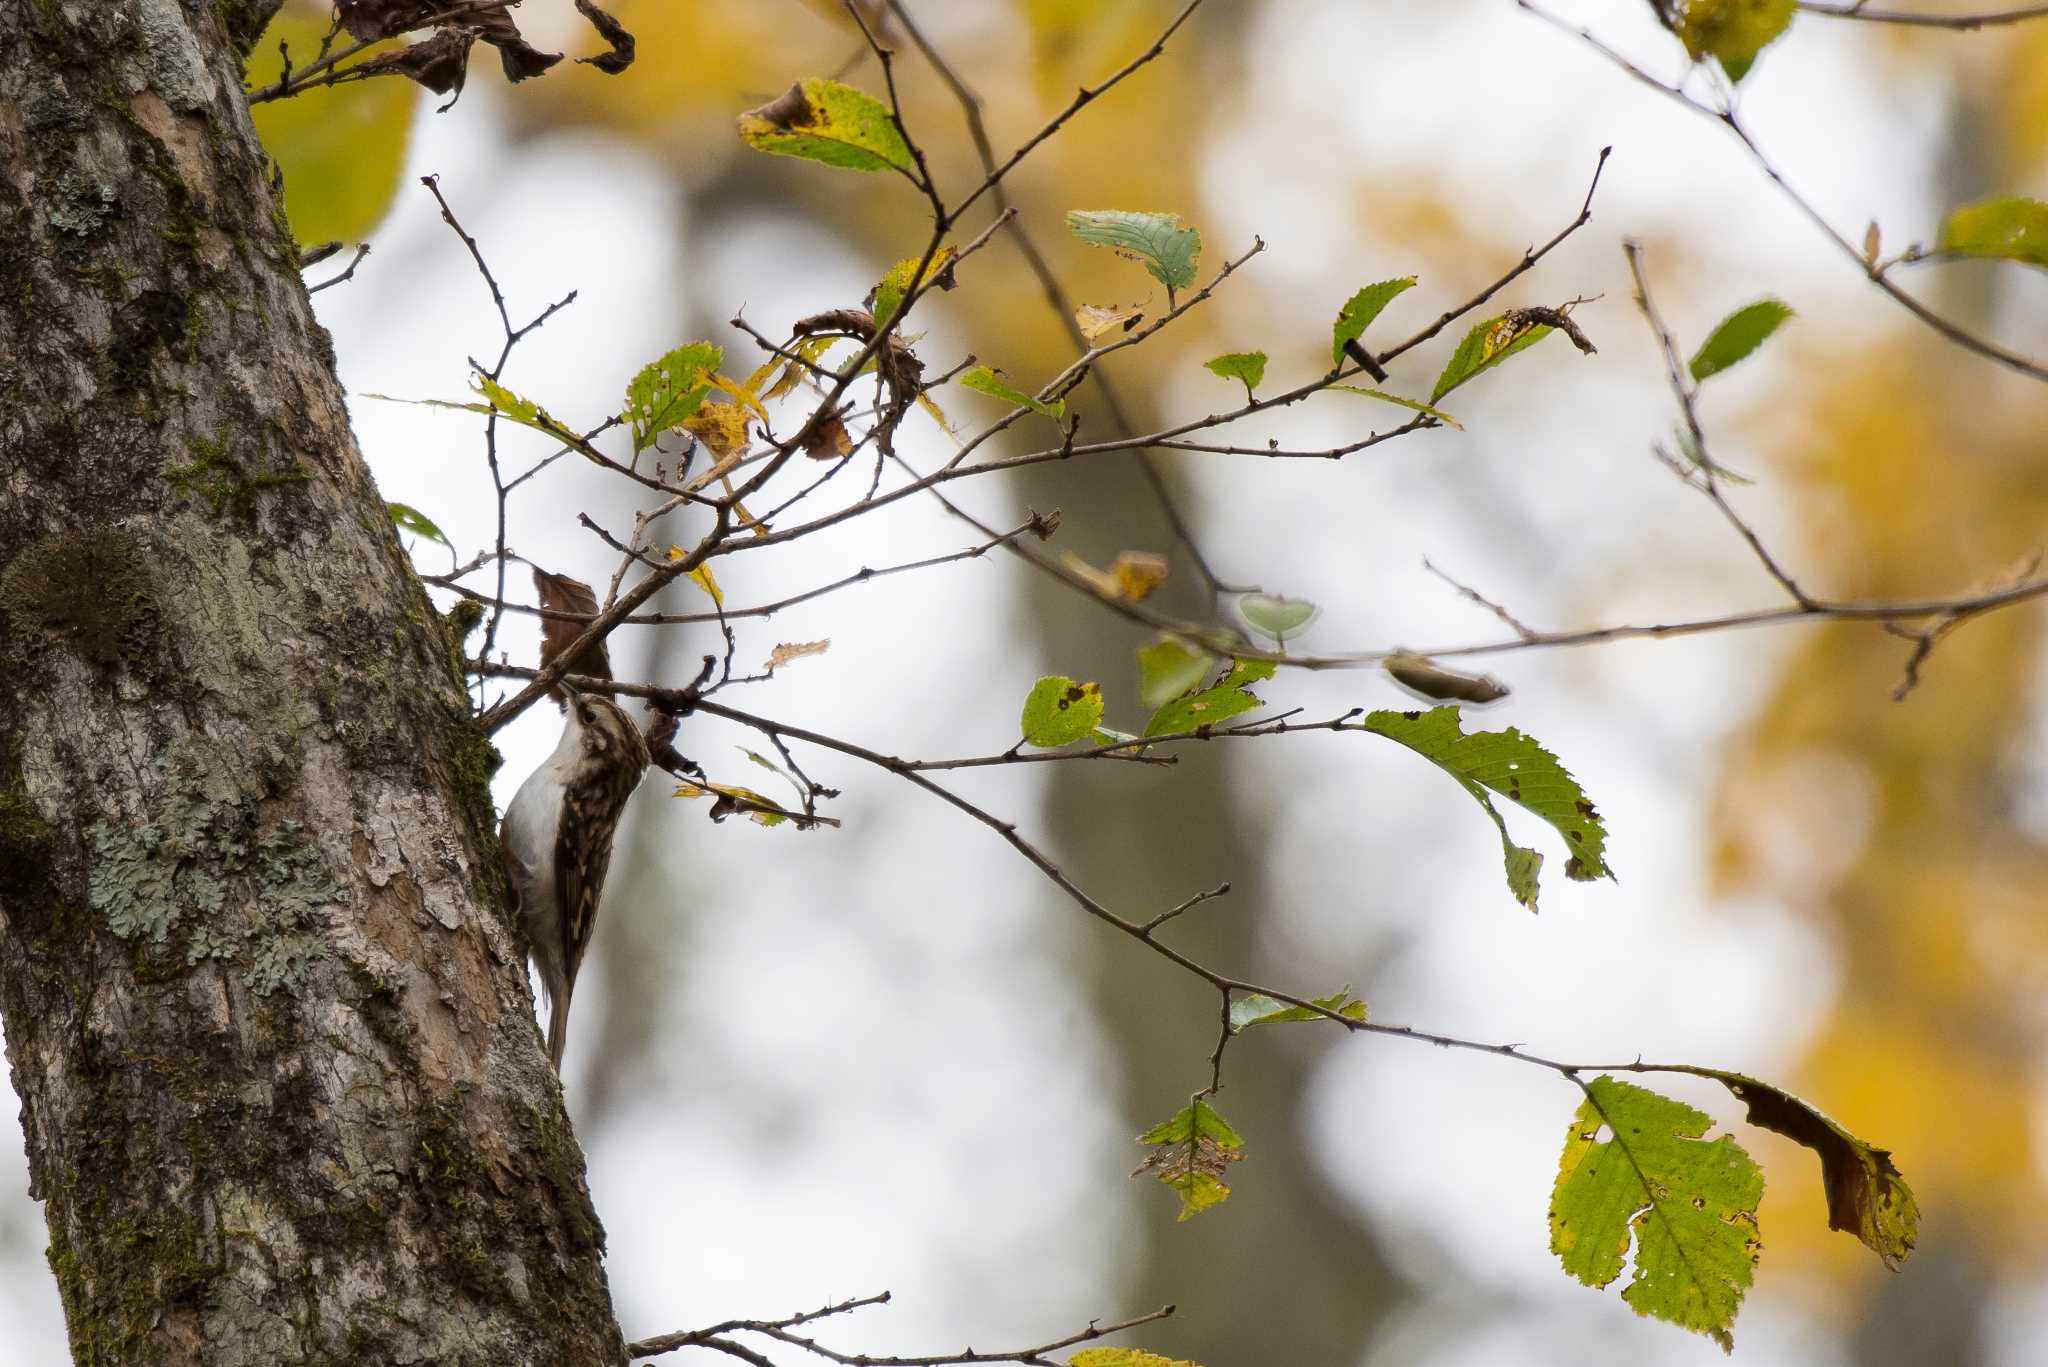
737, 79, 913, 173
1067, 209, 1201, 293
1689, 299, 1794, 383
871, 247, 956, 331
1691, 1069, 1918, 1270
1134, 1099, 1244, 1221
1550, 1077, 1764, 1350
1075, 301, 1146, 341
626, 342, 721, 453
1934, 196, 2048, 270
1020, 675, 1104, 748
1143, 658, 1271, 738
1331, 277, 1416, 366
1361, 706, 1611, 911
1431, 313, 1553, 404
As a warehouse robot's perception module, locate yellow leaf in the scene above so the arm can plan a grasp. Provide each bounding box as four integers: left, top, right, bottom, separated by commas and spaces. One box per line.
248, 6, 417, 242
1061, 549, 1169, 601
765, 640, 830, 672
1074, 301, 1146, 342
682, 399, 752, 458
711, 374, 771, 423
684, 563, 723, 606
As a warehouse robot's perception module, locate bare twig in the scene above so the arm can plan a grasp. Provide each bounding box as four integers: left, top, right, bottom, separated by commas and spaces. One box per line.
1517, 0, 2048, 383
1623, 240, 1815, 609
305, 244, 370, 293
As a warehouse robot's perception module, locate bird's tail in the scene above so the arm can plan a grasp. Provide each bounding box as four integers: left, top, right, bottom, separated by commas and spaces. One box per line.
547, 992, 571, 1072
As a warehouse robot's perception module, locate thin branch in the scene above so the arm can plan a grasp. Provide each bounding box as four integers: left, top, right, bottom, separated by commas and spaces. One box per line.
305, 244, 371, 294
949, 0, 1204, 222
1517, 0, 2048, 383
1797, 0, 2048, 27
886, 0, 1243, 599
1622, 240, 1815, 609
1423, 558, 1538, 640
244, 0, 515, 103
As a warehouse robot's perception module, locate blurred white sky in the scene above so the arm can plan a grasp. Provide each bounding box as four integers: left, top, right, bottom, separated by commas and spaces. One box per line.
5, 3, 2047, 1364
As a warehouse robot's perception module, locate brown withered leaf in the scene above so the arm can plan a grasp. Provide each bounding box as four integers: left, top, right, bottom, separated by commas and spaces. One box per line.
1699, 1069, 1919, 1270
764, 640, 830, 673
790, 309, 924, 456
574, 0, 635, 73
533, 566, 610, 706
350, 29, 473, 103
470, 8, 563, 82
803, 411, 853, 460
1074, 301, 1145, 342
1384, 650, 1509, 704
338, 0, 437, 40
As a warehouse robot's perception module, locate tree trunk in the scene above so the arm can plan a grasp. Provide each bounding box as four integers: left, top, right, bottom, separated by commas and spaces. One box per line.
0, 3, 624, 1362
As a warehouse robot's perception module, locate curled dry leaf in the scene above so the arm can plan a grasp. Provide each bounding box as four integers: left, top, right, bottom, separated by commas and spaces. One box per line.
681, 399, 752, 460
765, 640, 830, 672
1074, 301, 1145, 342
350, 29, 473, 102
573, 0, 635, 74
1384, 651, 1509, 704
532, 567, 611, 706
791, 308, 924, 456
804, 411, 853, 459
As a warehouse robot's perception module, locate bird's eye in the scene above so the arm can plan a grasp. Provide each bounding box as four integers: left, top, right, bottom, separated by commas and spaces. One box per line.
578, 706, 595, 724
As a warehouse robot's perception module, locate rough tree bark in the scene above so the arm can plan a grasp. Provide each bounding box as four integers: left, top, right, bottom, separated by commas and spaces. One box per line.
0, 2, 624, 1362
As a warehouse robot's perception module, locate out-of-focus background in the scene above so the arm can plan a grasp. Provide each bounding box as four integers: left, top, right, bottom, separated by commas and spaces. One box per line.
7, 1, 2048, 1362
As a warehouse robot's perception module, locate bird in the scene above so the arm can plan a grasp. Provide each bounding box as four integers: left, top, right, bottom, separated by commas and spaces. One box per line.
499, 689, 650, 1071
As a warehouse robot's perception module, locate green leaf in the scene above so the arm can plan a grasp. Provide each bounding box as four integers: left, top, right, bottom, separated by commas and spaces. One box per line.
1202, 351, 1267, 395
1066, 209, 1201, 293
1136, 637, 1216, 708
1020, 675, 1104, 747
1236, 593, 1318, 641
1361, 706, 1612, 911
1069, 1351, 1204, 1367
736, 79, 913, 174
249, 10, 416, 242
1329, 385, 1464, 430
960, 365, 1064, 418
386, 501, 451, 549
1934, 196, 2048, 270
872, 247, 955, 331
1688, 299, 1794, 383
473, 374, 559, 431
626, 343, 722, 453
1230, 986, 1367, 1030
1330, 277, 1417, 366
1142, 658, 1270, 738
1689, 1069, 1918, 1270
1677, 0, 1795, 83
1134, 1098, 1243, 1221
1430, 314, 1553, 404
1550, 1077, 1763, 1351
